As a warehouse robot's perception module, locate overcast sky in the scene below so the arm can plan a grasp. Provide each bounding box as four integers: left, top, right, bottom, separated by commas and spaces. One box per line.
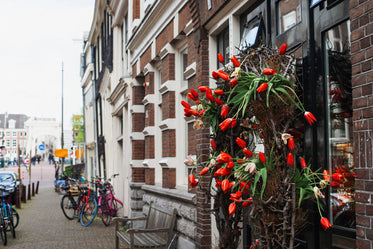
0, 0, 94, 129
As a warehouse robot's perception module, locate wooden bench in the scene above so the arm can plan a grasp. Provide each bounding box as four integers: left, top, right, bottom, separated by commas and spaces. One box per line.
114, 202, 177, 249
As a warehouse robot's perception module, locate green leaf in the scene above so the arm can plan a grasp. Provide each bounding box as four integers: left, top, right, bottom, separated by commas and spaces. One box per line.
260, 168, 267, 199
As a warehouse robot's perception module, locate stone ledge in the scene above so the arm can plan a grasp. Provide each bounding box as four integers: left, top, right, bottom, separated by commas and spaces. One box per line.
142, 184, 196, 204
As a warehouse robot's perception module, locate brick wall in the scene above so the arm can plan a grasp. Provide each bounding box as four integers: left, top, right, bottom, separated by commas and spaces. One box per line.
188, 122, 197, 155
132, 140, 145, 160
133, 85, 144, 105
145, 168, 155, 185
133, 0, 140, 20
141, 45, 152, 72
132, 61, 137, 77
161, 54, 175, 84
132, 167, 145, 182
179, 3, 191, 33
162, 168, 176, 189
162, 129, 176, 157
145, 135, 155, 159
145, 72, 154, 95
156, 20, 174, 55
350, 1, 373, 248
145, 103, 155, 127
132, 113, 145, 132
162, 91, 175, 120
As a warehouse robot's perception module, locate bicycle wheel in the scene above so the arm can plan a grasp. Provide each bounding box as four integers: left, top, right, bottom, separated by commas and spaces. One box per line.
6, 206, 15, 238
0, 212, 7, 246
101, 199, 111, 226
112, 199, 124, 217
10, 208, 19, 229
80, 198, 97, 227
61, 195, 75, 220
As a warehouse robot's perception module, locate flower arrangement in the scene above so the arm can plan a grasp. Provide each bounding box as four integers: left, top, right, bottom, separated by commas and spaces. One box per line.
182, 44, 332, 248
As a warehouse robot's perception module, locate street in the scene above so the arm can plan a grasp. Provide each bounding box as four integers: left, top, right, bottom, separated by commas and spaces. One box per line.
0, 161, 115, 249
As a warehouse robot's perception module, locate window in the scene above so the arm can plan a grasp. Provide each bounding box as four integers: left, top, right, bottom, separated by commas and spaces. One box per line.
8, 120, 15, 129
240, 14, 265, 51
24, 132, 27, 137
277, 0, 301, 34
6, 140, 10, 147
217, 26, 229, 67
12, 132, 16, 137
12, 140, 16, 147
6, 132, 10, 137
324, 20, 354, 230
180, 48, 188, 87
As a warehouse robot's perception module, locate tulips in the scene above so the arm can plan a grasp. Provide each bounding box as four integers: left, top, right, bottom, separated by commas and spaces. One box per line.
262, 68, 276, 75
304, 111, 317, 125
257, 82, 268, 92
219, 118, 236, 131
320, 217, 332, 231
259, 152, 266, 163
279, 43, 287, 55
231, 56, 240, 67
236, 137, 246, 149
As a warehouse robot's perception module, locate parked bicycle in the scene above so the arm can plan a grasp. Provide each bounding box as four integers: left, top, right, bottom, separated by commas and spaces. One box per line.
0, 181, 19, 245
97, 174, 123, 226
60, 177, 98, 227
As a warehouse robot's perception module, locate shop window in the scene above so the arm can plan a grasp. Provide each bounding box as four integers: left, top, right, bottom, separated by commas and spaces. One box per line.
324, 20, 355, 231
239, 15, 265, 51
277, 0, 301, 34
217, 26, 229, 67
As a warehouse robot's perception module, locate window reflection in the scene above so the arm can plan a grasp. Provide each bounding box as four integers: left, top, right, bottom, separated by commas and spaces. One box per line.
239, 15, 264, 51
277, 0, 301, 34
324, 20, 355, 230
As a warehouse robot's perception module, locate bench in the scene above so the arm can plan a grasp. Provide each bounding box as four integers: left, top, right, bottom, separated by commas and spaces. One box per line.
114, 202, 177, 249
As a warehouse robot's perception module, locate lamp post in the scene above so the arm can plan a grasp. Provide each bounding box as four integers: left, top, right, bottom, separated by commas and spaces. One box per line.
60, 62, 65, 177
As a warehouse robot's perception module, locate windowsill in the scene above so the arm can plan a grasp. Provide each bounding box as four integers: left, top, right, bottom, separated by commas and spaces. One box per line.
141, 184, 196, 204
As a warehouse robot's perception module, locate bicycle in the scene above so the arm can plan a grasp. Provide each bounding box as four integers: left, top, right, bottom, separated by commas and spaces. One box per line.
0, 183, 18, 245
60, 177, 98, 227
97, 174, 123, 226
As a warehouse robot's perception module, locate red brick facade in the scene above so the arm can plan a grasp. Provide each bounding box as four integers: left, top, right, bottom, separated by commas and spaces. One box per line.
145, 135, 155, 159
162, 129, 176, 157
145, 103, 154, 127
132, 85, 144, 105
160, 54, 175, 83
162, 168, 176, 189
133, 0, 140, 20
132, 167, 145, 182
156, 20, 174, 55
351, 1, 373, 248
145, 72, 154, 95
145, 168, 155, 185
132, 113, 145, 132
162, 91, 175, 120
132, 140, 145, 160
141, 45, 152, 72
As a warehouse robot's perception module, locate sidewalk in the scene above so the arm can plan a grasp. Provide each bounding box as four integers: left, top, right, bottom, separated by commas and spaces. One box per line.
1, 162, 115, 249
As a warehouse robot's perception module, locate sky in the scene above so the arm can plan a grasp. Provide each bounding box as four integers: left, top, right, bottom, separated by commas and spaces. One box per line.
0, 0, 94, 129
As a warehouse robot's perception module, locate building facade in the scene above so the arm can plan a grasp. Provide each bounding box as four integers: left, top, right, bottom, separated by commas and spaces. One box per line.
0, 113, 29, 164
81, 0, 373, 248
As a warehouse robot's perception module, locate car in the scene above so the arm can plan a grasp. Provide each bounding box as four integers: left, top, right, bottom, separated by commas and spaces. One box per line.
0, 171, 20, 189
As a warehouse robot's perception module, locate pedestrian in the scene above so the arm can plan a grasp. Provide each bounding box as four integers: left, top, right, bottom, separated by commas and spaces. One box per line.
37, 155, 41, 164
31, 156, 36, 166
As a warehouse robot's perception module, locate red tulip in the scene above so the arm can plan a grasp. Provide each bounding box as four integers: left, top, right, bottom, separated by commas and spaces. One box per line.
190, 179, 198, 188
210, 140, 216, 150
214, 168, 224, 177
226, 161, 234, 169
221, 105, 229, 118
330, 181, 340, 188
288, 137, 295, 150
217, 151, 232, 163
257, 82, 268, 92
300, 157, 307, 168
221, 179, 230, 193
217, 70, 229, 81
243, 149, 253, 158
259, 152, 266, 163
200, 167, 209, 176
236, 137, 246, 149
215, 179, 222, 187
279, 43, 287, 55
229, 78, 238, 87
231, 56, 240, 67
304, 111, 317, 125
212, 71, 219, 80
219, 118, 233, 131
187, 93, 197, 101
239, 181, 251, 194
198, 86, 208, 92
287, 153, 294, 166
323, 170, 331, 182
218, 53, 225, 63
190, 89, 198, 98
221, 168, 231, 176
230, 191, 242, 202
206, 89, 215, 103
199, 110, 206, 116
188, 174, 195, 184
242, 197, 253, 207
262, 68, 276, 75
230, 118, 237, 128
228, 202, 236, 215
215, 98, 223, 106
320, 217, 332, 231
181, 101, 190, 109
214, 89, 224, 96
332, 173, 343, 182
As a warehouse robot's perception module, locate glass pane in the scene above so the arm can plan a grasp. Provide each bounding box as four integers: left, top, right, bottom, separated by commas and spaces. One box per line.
324, 21, 355, 230
217, 27, 229, 67
277, 0, 301, 34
